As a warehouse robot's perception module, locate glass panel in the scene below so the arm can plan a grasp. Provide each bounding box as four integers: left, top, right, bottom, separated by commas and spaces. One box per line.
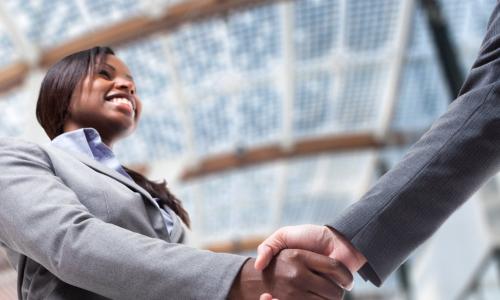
346, 0, 401, 52
293, 70, 335, 137
4, 0, 85, 47
236, 83, 282, 147
335, 63, 389, 131
294, 0, 340, 61
228, 4, 281, 72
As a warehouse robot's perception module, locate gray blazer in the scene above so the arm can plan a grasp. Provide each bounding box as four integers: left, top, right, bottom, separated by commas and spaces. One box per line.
0, 140, 247, 299
330, 2, 500, 287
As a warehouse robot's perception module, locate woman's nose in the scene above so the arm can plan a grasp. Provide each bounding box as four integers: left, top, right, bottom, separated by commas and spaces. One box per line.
114, 77, 135, 94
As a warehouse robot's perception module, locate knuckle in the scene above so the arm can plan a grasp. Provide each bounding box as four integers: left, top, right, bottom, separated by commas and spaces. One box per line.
286, 249, 301, 260
277, 226, 289, 235
286, 267, 300, 282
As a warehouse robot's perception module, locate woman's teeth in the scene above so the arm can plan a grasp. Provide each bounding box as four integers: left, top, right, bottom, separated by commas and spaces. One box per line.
111, 97, 134, 111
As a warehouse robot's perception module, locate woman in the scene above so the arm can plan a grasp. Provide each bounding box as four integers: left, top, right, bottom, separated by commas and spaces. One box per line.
0, 47, 352, 299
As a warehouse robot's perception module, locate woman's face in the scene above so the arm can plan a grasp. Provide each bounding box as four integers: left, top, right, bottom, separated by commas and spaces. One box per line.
64, 54, 142, 146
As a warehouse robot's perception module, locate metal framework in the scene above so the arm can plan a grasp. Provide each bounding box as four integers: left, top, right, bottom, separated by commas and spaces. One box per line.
0, 2, 467, 300
180, 131, 416, 181
0, 0, 286, 94
420, 0, 465, 99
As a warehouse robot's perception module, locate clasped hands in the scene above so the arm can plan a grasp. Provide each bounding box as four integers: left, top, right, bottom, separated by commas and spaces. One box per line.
229, 225, 367, 300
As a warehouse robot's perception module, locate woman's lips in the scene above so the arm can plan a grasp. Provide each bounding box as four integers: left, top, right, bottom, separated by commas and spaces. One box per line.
108, 97, 135, 116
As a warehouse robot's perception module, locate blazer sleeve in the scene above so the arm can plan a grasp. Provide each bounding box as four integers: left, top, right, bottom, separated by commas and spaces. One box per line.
329, 3, 500, 286
0, 139, 247, 300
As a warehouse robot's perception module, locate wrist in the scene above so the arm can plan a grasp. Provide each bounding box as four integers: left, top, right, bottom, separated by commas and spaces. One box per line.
228, 258, 263, 300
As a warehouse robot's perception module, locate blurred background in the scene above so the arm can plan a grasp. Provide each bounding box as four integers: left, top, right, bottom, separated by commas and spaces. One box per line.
0, 0, 499, 299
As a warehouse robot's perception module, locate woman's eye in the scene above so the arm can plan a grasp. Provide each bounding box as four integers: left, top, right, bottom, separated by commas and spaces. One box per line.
98, 69, 111, 79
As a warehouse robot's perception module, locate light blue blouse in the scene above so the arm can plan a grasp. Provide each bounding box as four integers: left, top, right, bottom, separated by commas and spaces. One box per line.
52, 128, 174, 234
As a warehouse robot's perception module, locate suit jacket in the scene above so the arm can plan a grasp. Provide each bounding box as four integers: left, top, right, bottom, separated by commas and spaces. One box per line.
330, 2, 500, 287
0, 140, 247, 299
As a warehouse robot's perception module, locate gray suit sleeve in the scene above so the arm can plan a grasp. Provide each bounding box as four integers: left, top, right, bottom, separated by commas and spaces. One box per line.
329, 3, 500, 286
0, 140, 247, 300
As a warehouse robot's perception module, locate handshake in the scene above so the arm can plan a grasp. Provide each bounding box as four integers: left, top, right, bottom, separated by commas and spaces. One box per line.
228, 225, 368, 300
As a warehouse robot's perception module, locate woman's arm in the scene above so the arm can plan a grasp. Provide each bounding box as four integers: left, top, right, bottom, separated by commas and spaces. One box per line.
0, 139, 246, 299
0, 139, 353, 299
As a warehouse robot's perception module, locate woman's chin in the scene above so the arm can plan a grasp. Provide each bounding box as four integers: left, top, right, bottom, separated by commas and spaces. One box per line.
100, 119, 136, 141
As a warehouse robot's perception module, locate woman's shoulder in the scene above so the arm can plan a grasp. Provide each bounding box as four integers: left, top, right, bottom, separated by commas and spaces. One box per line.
0, 137, 52, 164
0, 137, 45, 150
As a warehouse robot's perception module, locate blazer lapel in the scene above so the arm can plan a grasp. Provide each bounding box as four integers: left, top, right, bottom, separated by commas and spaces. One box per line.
46, 144, 153, 202
43, 144, 171, 240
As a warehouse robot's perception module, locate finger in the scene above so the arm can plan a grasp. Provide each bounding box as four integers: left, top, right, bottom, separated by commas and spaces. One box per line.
255, 229, 289, 270
259, 293, 273, 300
303, 271, 345, 300
307, 291, 332, 300
259, 293, 280, 300
302, 251, 353, 291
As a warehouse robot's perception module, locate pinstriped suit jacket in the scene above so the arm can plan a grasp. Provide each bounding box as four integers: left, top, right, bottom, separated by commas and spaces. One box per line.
0, 140, 246, 299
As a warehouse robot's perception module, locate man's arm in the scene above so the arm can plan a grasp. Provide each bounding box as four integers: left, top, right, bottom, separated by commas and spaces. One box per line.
256, 2, 500, 287
0, 140, 246, 299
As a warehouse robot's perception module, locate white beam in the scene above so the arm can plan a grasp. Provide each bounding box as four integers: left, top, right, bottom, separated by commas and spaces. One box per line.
161, 38, 198, 170
337, 0, 347, 56
280, 1, 295, 150
160, 38, 205, 246
375, 0, 416, 139
332, 0, 347, 131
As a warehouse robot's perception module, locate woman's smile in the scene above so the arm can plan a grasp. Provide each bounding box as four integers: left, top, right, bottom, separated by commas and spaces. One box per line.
105, 93, 136, 117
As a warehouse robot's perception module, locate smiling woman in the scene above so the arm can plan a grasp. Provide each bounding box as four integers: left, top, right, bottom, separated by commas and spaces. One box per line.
0, 46, 353, 300
35, 46, 190, 227
37, 48, 140, 145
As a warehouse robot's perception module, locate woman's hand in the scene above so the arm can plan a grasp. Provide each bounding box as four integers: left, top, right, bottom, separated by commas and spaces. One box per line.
228, 249, 353, 300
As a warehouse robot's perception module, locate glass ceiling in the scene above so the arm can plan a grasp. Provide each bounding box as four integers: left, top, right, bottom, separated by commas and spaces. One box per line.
0, 0, 497, 298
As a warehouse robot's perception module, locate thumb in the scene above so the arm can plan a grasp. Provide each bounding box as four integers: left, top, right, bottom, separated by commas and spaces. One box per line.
254, 244, 274, 270
254, 229, 289, 270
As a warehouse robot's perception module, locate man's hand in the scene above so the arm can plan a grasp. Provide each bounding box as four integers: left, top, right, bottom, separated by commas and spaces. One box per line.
228, 249, 353, 300
254, 225, 368, 283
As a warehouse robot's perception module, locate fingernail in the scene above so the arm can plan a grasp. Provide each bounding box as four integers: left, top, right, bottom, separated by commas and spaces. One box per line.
343, 281, 354, 291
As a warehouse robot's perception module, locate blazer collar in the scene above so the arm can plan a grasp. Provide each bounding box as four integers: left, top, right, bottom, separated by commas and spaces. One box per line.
44, 143, 157, 206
